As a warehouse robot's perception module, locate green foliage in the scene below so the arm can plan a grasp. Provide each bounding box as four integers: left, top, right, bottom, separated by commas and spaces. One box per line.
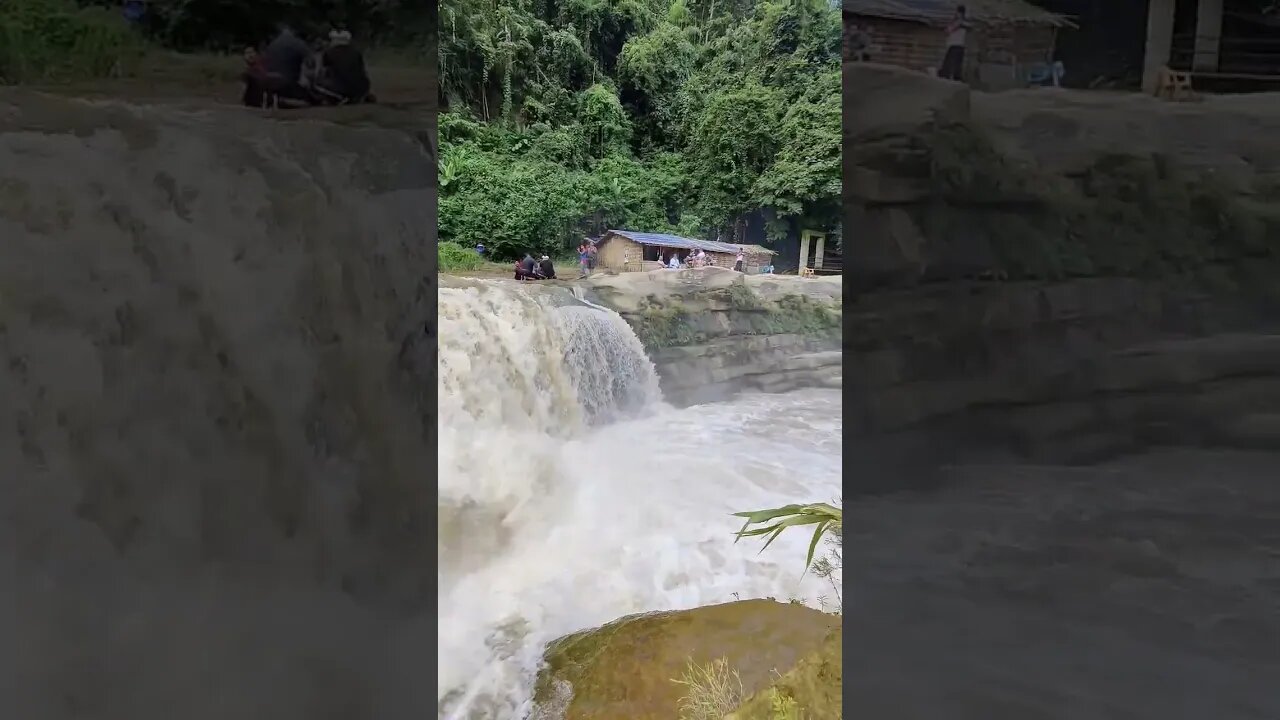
0, 0, 143, 83
732, 502, 842, 575
438, 241, 487, 273
438, 0, 842, 258
2, 0, 430, 84
133, 0, 432, 52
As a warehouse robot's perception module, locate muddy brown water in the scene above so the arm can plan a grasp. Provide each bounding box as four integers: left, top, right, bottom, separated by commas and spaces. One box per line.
842, 448, 1280, 720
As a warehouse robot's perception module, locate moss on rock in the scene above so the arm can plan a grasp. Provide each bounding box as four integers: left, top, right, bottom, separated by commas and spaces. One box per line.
724, 629, 842, 720
632, 296, 703, 350
629, 288, 840, 352
531, 599, 840, 720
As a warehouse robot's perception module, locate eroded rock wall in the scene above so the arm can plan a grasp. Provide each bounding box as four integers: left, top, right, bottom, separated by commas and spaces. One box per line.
1, 91, 436, 718
845, 65, 1280, 491
582, 269, 842, 405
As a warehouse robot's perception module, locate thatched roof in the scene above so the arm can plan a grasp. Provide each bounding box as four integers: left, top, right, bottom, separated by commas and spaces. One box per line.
602, 230, 777, 255
843, 0, 1074, 28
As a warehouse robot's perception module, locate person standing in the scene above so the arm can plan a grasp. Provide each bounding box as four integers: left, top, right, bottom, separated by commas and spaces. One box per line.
733, 248, 745, 273
578, 244, 591, 278
938, 5, 971, 82
848, 21, 872, 62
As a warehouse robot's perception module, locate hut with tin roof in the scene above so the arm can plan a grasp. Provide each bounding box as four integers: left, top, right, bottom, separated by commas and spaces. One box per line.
595, 230, 777, 273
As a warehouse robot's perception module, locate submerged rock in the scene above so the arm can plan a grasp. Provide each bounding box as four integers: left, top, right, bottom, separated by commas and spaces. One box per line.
531, 599, 840, 720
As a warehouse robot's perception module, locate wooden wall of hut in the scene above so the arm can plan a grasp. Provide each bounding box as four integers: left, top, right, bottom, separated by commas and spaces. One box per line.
845, 14, 1057, 87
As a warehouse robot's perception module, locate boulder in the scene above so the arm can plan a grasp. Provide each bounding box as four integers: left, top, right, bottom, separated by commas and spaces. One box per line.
531, 599, 840, 720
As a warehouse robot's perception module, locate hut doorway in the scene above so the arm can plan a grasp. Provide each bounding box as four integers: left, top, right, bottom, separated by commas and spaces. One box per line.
799, 230, 842, 276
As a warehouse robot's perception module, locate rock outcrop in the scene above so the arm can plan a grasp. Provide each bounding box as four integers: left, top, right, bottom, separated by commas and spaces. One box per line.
2, 91, 436, 718
845, 65, 1280, 492
846, 63, 1280, 290
582, 269, 842, 404
531, 599, 840, 720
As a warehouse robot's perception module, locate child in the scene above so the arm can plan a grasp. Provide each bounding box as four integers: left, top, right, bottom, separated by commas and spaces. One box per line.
241, 46, 270, 107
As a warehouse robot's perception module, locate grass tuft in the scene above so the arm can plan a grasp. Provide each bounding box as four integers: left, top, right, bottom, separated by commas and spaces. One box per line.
671, 656, 746, 720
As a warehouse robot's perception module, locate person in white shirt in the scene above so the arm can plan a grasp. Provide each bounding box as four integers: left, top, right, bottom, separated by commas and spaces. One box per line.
667, 254, 680, 269
733, 249, 745, 272
938, 5, 971, 81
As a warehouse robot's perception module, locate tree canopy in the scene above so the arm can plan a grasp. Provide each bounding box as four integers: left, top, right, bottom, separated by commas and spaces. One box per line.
438, 0, 842, 260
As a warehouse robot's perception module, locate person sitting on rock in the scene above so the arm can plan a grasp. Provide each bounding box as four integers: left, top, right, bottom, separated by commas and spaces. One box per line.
538, 255, 556, 280
519, 253, 538, 281
240, 45, 270, 108
258, 24, 316, 107
312, 30, 374, 105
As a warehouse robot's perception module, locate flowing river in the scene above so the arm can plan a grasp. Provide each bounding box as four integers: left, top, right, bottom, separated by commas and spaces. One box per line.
437, 280, 842, 718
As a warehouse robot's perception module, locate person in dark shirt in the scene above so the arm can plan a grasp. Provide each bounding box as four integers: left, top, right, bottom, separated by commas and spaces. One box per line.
259, 25, 314, 104
513, 254, 538, 281
314, 30, 373, 104
537, 255, 556, 280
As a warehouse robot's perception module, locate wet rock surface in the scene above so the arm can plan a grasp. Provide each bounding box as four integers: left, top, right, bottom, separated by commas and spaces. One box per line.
2, 91, 436, 719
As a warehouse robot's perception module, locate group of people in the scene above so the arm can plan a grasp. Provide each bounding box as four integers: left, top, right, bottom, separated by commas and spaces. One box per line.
515, 254, 556, 281
241, 25, 374, 109
659, 247, 748, 272
846, 4, 972, 82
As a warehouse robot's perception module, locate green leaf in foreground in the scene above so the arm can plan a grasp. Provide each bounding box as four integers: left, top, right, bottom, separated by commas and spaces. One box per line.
732, 502, 842, 574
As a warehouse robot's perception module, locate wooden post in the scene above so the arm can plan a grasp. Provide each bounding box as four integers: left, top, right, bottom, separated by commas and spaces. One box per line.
798, 231, 813, 273
814, 233, 826, 269
1143, 0, 1176, 94
1193, 0, 1223, 72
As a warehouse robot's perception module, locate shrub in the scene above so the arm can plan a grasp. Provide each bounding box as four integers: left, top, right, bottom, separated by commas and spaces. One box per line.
0, 0, 144, 83
438, 240, 486, 273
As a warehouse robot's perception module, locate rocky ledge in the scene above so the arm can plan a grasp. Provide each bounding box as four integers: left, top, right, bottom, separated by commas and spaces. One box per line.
581, 268, 842, 404
531, 599, 841, 720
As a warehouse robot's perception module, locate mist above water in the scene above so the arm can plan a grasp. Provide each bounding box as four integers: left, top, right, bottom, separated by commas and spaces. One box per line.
436, 280, 842, 718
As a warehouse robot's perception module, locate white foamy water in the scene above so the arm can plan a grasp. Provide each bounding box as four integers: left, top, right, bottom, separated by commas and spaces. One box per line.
438, 280, 841, 719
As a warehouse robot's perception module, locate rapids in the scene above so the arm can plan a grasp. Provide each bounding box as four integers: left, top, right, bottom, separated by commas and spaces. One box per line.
437, 280, 842, 718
